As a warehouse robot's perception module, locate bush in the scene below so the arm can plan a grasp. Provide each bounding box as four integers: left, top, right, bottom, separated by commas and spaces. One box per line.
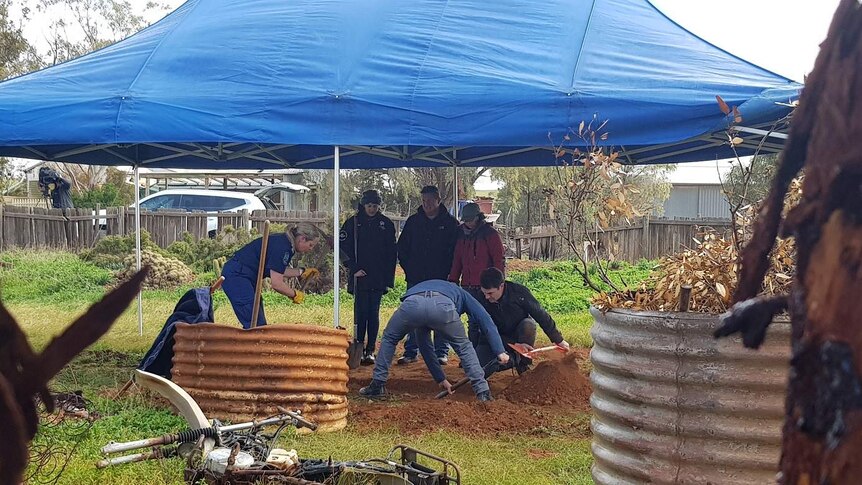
115, 250, 195, 290
165, 226, 257, 272
80, 230, 164, 270
71, 181, 133, 209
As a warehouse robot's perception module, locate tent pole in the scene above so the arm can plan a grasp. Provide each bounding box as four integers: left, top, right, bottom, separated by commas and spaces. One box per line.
134, 165, 143, 336
452, 164, 458, 219
333, 146, 340, 328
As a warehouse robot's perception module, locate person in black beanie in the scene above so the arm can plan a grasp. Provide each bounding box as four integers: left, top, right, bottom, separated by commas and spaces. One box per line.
339, 189, 397, 365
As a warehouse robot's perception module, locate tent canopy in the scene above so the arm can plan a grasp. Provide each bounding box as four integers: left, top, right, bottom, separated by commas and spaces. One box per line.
0, 0, 799, 169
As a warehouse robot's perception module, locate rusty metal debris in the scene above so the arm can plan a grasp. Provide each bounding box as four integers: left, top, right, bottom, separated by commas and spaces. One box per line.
0, 267, 149, 484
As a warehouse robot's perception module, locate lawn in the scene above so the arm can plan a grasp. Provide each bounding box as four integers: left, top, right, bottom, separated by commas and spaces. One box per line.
1, 250, 650, 485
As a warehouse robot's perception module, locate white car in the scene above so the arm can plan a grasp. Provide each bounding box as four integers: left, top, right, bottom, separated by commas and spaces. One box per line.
100, 183, 308, 235
136, 189, 266, 235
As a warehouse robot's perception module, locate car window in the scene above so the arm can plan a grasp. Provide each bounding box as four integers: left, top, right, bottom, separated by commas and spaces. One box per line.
180, 194, 246, 211
139, 194, 182, 210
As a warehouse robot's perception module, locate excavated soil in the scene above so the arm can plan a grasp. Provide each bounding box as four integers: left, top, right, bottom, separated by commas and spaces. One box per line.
502, 352, 591, 406
347, 346, 592, 437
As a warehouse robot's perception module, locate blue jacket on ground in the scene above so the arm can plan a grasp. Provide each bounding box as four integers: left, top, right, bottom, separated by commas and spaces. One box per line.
402, 280, 506, 357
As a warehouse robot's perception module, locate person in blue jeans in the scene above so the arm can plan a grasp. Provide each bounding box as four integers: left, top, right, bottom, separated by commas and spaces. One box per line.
396, 186, 460, 365
359, 280, 510, 402
222, 223, 320, 329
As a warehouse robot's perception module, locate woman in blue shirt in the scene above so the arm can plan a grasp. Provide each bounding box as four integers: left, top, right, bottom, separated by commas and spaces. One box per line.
221, 222, 320, 329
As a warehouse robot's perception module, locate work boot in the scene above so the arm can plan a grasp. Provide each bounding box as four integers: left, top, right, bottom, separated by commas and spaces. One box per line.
396, 355, 417, 365
359, 380, 386, 399
360, 352, 375, 366
476, 390, 493, 402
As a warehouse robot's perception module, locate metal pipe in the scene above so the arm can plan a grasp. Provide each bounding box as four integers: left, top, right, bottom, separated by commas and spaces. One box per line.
134, 165, 143, 336
333, 146, 340, 328
452, 164, 458, 219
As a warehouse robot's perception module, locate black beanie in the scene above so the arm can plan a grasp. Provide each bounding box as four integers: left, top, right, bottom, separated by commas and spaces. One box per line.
360, 190, 382, 205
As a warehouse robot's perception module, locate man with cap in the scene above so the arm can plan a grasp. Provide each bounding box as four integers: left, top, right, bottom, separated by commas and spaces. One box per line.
475, 267, 571, 375
395, 185, 460, 365
339, 189, 397, 365
448, 202, 505, 352
359, 279, 510, 402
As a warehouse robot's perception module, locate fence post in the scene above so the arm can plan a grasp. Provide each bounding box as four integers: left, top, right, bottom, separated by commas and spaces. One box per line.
241, 209, 250, 232
641, 215, 651, 259
0, 204, 4, 252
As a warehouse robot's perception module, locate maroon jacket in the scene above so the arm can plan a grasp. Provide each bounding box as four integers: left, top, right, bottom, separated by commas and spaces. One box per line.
448, 221, 504, 287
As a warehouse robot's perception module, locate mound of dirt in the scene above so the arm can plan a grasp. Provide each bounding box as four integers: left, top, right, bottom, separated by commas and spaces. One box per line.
502, 352, 591, 407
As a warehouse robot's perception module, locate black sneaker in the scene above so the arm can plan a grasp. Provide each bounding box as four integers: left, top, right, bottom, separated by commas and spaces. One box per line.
359, 380, 386, 399
396, 356, 417, 365
360, 353, 375, 366
476, 390, 493, 402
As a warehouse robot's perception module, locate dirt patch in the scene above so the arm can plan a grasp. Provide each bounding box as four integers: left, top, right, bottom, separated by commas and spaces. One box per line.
527, 448, 559, 460
503, 352, 591, 406
350, 399, 550, 436
348, 347, 592, 437
506, 259, 546, 273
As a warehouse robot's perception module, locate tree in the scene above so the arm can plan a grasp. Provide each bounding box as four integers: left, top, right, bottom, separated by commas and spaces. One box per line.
722, 154, 780, 210
308, 167, 486, 220
1, 0, 40, 80
492, 164, 673, 228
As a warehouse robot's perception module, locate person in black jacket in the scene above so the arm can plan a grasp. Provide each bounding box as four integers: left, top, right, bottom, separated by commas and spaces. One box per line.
395, 185, 460, 365
340, 190, 397, 365
475, 267, 571, 375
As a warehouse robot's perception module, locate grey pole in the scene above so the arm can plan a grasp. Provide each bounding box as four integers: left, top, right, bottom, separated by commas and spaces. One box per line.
333, 146, 340, 327
134, 165, 143, 335
452, 164, 458, 219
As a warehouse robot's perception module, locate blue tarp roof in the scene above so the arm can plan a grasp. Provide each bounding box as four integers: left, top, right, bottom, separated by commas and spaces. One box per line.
0, 0, 799, 169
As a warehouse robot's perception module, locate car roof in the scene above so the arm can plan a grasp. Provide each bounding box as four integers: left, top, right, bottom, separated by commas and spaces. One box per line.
140, 189, 257, 200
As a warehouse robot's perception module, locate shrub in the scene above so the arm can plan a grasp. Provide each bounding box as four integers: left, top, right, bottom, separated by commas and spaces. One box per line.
80, 230, 164, 270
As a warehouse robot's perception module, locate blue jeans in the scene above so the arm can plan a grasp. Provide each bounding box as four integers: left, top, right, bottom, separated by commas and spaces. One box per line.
373, 291, 490, 395
403, 330, 449, 360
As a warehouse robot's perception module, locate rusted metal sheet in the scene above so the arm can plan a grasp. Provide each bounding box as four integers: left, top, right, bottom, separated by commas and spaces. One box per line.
589, 308, 790, 484
173, 323, 349, 432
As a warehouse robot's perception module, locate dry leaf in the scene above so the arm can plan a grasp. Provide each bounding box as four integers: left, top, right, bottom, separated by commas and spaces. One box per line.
716, 95, 730, 115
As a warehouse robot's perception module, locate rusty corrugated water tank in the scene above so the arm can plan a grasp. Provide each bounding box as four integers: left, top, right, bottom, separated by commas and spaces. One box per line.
589, 308, 790, 484
172, 323, 349, 432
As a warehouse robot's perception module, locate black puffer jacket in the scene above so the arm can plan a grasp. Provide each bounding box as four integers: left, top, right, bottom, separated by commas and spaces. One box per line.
339, 209, 397, 293
479, 280, 564, 343
397, 204, 460, 287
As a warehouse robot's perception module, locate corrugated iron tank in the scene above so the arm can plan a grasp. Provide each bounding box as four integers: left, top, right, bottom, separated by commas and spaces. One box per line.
590, 308, 790, 484
172, 323, 349, 432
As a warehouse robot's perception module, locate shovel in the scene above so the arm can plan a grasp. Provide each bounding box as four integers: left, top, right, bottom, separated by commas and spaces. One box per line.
507, 342, 567, 359
435, 360, 498, 399
249, 220, 271, 329
346, 216, 364, 370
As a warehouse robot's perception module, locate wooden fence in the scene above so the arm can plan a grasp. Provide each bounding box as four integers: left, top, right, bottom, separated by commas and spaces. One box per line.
0, 206, 333, 251
591, 217, 732, 262
500, 217, 732, 262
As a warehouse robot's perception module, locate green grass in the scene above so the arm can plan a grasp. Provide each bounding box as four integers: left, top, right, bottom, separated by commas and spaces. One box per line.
2, 250, 651, 484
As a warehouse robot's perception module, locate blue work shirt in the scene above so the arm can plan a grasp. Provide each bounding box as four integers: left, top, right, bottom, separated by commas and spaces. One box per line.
402, 280, 506, 356
231, 234, 294, 276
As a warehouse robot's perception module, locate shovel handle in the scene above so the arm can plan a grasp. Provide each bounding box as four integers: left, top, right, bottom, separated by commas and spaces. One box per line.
210, 276, 225, 295
434, 360, 497, 399
250, 221, 271, 329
